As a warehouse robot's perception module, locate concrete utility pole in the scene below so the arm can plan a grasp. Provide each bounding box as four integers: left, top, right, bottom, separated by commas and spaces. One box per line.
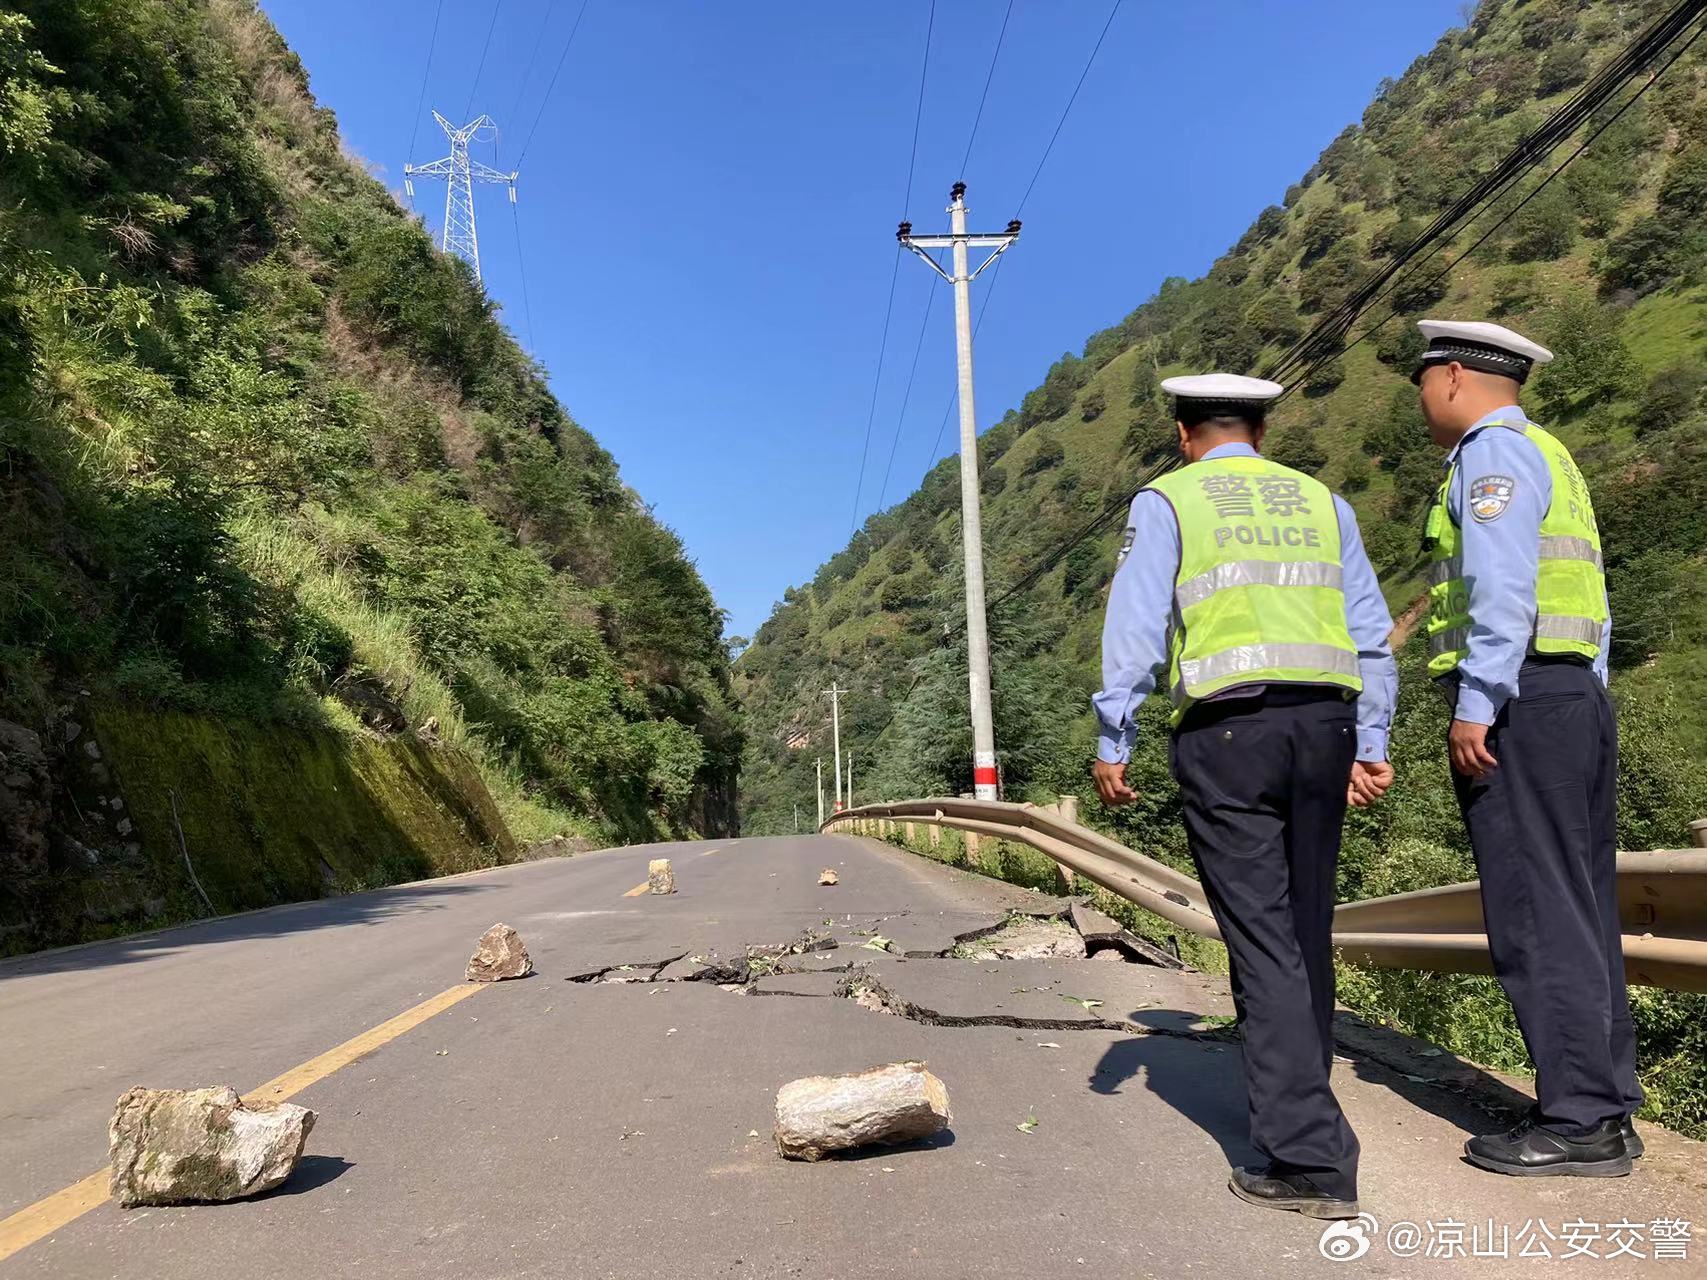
898, 183, 1020, 801
846, 753, 855, 812
815, 758, 825, 828
823, 683, 847, 812
403, 111, 517, 281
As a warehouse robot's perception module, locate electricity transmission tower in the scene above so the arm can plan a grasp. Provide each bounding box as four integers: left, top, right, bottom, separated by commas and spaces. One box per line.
897, 182, 1019, 802
404, 111, 517, 281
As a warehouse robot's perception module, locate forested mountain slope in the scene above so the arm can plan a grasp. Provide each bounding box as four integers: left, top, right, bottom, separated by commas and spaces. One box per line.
738, 0, 1707, 1128
0, 0, 738, 949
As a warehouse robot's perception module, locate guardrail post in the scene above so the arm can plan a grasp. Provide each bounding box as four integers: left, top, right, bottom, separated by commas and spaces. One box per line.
929, 824, 940, 850
904, 821, 916, 843
1691, 818, 1707, 849
1047, 798, 1078, 894
964, 831, 981, 868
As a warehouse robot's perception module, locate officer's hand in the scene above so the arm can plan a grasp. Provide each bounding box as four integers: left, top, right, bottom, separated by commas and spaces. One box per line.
1092, 759, 1137, 807
1347, 760, 1395, 807
1449, 719, 1498, 778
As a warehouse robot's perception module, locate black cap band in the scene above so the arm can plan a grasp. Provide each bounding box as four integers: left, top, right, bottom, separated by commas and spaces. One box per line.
1175, 397, 1268, 428
1411, 339, 1534, 386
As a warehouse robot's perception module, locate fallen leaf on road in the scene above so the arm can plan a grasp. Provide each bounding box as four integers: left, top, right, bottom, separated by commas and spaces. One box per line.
1403, 1073, 1433, 1083
1059, 995, 1103, 1012
666, 1028, 678, 1036
862, 936, 893, 952
435, 1049, 448, 1056
1016, 1111, 1039, 1134
880, 1166, 895, 1173
748, 1130, 759, 1139
1418, 1048, 1444, 1057
1037, 1042, 1062, 1050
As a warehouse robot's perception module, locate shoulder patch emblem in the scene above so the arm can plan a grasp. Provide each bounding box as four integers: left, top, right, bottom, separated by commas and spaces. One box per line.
1115, 526, 1137, 567
1469, 474, 1516, 523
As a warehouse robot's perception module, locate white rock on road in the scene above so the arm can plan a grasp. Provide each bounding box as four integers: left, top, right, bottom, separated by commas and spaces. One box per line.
774, 1061, 951, 1162
648, 858, 676, 895
466, 923, 532, 982
108, 1085, 316, 1207
818, 868, 839, 886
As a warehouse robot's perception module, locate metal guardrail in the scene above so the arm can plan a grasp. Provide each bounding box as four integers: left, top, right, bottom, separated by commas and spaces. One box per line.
822, 798, 1707, 994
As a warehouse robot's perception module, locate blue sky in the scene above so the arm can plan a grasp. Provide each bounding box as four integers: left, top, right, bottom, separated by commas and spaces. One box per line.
261, 0, 1464, 640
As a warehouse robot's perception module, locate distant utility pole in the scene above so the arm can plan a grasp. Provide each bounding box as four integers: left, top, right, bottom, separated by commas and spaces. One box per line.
898, 182, 1020, 801
815, 757, 825, 828
846, 753, 855, 812
794, 803, 801, 833
823, 683, 847, 812
403, 111, 517, 281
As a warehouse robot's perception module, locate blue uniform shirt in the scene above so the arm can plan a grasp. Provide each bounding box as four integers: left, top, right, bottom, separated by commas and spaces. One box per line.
1441, 406, 1613, 725
1092, 442, 1397, 764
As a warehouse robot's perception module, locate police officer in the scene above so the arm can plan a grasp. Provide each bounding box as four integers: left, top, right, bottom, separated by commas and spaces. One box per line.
1413, 319, 1641, 1177
1092, 374, 1397, 1219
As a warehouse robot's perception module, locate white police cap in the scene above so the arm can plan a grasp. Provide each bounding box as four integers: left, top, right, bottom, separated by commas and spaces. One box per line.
1413, 319, 1554, 385
1160, 373, 1285, 405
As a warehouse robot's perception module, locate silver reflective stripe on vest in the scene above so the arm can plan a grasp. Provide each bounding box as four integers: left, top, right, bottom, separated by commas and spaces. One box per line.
1177, 642, 1360, 693
1173, 559, 1344, 610
1533, 614, 1602, 646
1429, 626, 1468, 657
1537, 534, 1602, 570
1428, 557, 1461, 587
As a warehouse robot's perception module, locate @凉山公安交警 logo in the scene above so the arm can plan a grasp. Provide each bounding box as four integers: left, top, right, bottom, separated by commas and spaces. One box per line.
1319, 1215, 1379, 1262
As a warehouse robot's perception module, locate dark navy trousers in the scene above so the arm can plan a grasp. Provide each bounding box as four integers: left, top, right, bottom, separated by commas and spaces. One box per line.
1171, 688, 1360, 1201
1448, 659, 1642, 1137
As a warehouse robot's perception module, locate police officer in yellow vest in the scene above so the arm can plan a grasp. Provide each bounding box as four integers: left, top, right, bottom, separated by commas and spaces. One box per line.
1414, 320, 1641, 1177
1092, 374, 1397, 1219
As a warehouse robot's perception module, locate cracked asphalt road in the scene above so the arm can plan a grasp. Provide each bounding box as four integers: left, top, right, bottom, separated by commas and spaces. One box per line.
3, 834, 1704, 1278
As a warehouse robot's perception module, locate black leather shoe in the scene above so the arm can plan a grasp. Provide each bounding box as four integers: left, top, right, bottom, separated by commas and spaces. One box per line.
1228, 1165, 1359, 1219
1464, 1114, 1631, 1177
1623, 1117, 1645, 1160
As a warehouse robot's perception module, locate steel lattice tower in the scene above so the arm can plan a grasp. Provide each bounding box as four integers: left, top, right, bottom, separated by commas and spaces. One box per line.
404, 112, 517, 280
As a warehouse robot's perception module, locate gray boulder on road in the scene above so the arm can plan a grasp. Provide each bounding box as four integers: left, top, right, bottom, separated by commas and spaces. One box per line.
108, 1086, 316, 1207
774, 1061, 951, 1161
466, 923, 532, 981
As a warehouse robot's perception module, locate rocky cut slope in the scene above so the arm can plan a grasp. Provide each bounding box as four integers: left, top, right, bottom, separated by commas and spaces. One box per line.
736, 0, 1707, 1131
0, 0, 739, 951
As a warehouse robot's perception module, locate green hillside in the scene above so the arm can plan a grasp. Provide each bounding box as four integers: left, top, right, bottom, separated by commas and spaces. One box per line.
737, 0, 1707, 1131
0, 0, 738, 946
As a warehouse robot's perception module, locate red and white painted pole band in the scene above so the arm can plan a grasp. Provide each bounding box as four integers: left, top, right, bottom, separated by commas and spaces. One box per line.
973, 751, 998, 802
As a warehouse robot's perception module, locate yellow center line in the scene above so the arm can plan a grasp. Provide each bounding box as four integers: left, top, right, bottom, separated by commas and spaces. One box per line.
0, 982, 484, 1264
622, 880, 651, 897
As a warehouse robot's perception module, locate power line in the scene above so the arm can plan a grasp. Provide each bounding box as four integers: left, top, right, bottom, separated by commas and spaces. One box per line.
875, 285, 936, 511
848, 0, 936, 536
514, 0, 592, 169
958, 0, 1707, 638
917, 0, 1118, 482
511, 200, 536, 354
1265, 0, 1707, 386
1015, 0, 1123, 216
464, 0, 505, 121
404, 0, 448, 203
504, 0, 557, 146
959, 0, 1015, 179
1278, 7, 1707, 398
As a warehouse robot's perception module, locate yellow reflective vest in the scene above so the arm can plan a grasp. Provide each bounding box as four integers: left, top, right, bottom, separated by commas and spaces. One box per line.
1147, 455, 1361, 724
1424, 420, 1605, 678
